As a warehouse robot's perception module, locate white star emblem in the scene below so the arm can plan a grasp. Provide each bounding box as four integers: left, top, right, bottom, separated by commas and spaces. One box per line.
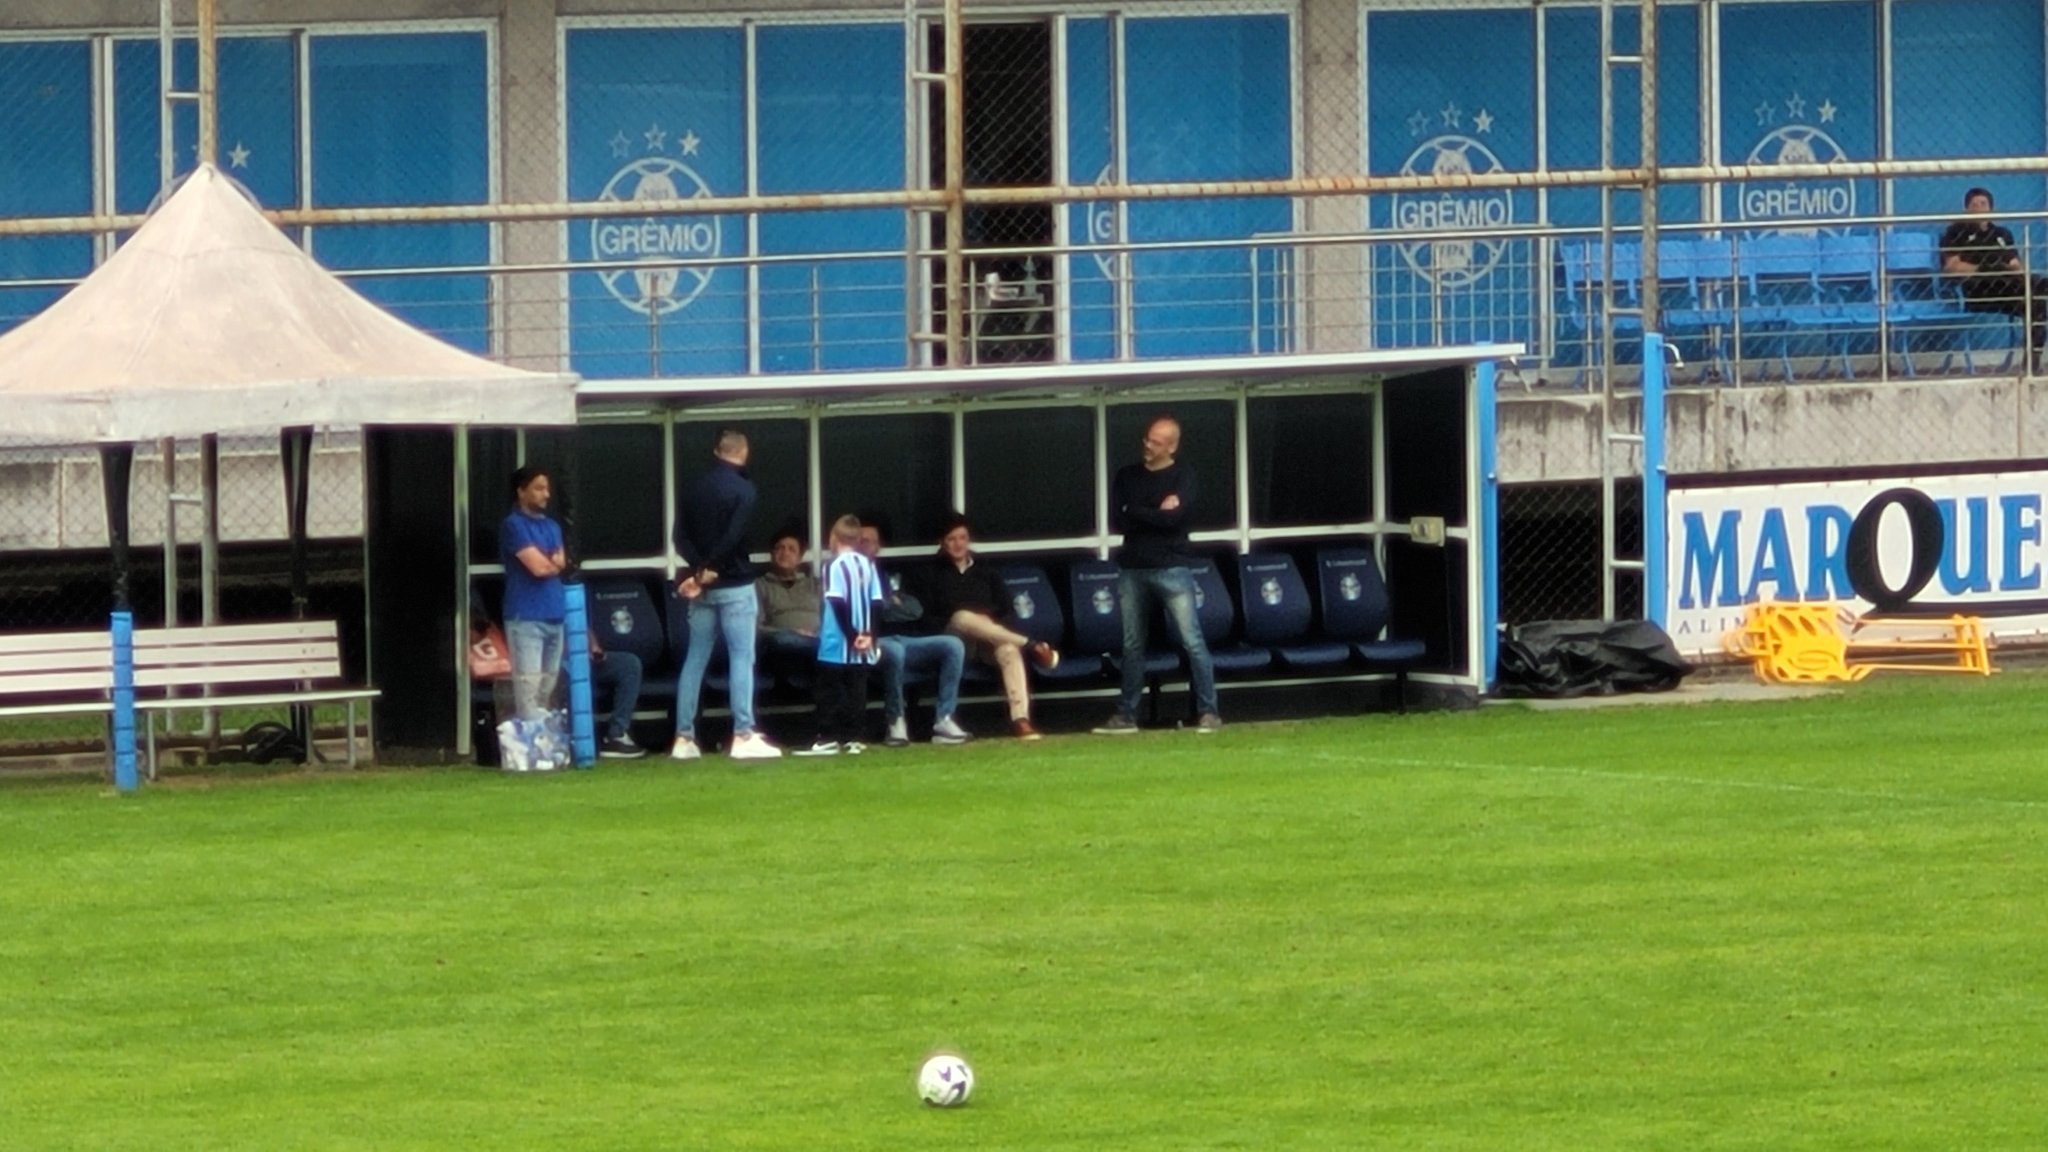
1818, 99, 1838, 124
1406, 110, 1431, 137
1440, 101, 1463, 129
609, 130, 631, 158
643, 123, 667, 153
1785, 92, 1807, 121
680, 130, 701, 156
1754, 101, 1776, 126
1472, 108, 1494, 135
227, 141, 250, 169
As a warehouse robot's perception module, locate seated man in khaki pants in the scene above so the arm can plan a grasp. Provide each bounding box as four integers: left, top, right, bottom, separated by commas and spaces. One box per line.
910, 513, 1059, 740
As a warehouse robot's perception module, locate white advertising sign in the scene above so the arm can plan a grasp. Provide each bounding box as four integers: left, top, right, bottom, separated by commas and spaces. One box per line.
1665, 471, 2048, 655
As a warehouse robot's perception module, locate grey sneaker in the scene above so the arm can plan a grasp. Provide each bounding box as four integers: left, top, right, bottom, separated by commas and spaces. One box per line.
1091, 714, 1140, 735
931, 714, 972, 745
1194, 713, 1224, 734
884, 717, 911, 747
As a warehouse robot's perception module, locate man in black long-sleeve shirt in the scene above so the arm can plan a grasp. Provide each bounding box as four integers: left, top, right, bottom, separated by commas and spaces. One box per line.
669, 427, 781, 761
1093, 415, 1220, 734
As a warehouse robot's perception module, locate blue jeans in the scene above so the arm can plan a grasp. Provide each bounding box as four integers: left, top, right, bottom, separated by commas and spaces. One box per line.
877, 633, 966, 722
591, 650, 643, 741
675, 582, 760, 738
1117, 566, 1217, 720
505, 618, 564, 721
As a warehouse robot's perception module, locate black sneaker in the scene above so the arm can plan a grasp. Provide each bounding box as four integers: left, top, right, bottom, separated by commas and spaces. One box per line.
1091, 714, 1140, 735
599, 736, 646, 759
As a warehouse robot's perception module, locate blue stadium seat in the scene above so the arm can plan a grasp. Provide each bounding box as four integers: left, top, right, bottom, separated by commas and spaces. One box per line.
1734, 233, 1823, 380
585, 575, 667, 668
1659, 236, 1734, 382
1186, 558, 1272, 676
1314, 548, 1426, 712
1237, 553, 1351, 670
998, 563, 1103, 683
1071, 559, 1180, 719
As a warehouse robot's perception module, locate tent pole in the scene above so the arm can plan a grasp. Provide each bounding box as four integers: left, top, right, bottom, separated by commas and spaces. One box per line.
200, 433, 220, 745
101, 445, 139, 792
282, 426, 315, 755
196, 0, 218, 168
161, 436, 179, 624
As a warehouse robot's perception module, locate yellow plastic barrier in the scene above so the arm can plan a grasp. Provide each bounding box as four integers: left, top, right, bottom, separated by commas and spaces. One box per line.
1722, 601, 1995, 683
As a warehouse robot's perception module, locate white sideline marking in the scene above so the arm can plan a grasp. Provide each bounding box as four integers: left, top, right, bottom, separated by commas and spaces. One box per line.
1281, 749, 2048, 813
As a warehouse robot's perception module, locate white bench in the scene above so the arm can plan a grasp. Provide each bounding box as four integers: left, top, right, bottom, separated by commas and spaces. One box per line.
0, 620, 379, 777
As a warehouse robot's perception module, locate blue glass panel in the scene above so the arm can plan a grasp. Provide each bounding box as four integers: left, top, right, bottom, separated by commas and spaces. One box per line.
1718, 3, 1877, 230
564, 26, 747, 379
1366, 9, 1537, 349
1544, 5, 1702, 227
1892, 0, 2045, 215
1124, 15, 1291, 358
0, 40, 93, 336
313, 224, 492, 353
1065, 16, 1117, 362
0, 40, 92, 217
756, 24, 906, 372
310, 32, 488, 208
114, 36, 298, 214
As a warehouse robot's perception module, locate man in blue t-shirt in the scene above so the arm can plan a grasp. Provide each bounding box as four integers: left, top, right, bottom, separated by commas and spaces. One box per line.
795, 515, 885, 757
500, 465, 568, 721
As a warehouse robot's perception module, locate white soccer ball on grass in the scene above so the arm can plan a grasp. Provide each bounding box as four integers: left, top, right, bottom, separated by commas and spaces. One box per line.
917, 1053, 975, 1107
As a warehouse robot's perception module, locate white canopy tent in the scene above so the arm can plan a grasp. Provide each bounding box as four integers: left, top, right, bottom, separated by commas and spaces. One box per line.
0, 164, 576, 442
0, 163, 580, 785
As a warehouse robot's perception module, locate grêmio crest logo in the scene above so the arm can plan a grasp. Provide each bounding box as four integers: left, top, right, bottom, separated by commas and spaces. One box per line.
1390, 102, 1513, 288
1675, 485, 2048, 618
590, 123, 723, 315
1739, 92, 1855, 230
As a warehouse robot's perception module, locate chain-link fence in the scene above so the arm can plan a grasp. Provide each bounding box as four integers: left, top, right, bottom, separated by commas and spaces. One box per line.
8, 0, 2048, 647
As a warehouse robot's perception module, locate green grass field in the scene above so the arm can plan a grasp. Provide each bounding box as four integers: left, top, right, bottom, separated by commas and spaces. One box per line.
4, 674, 2046, 1150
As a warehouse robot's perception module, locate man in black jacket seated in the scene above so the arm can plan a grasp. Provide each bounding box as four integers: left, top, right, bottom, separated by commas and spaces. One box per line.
912, 513, 1057, 740
1941, 187, 2048, 369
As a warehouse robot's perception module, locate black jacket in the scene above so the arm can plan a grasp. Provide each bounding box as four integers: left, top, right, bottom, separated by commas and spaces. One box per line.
915, 553, 1009, 626
675, 459, 758, 587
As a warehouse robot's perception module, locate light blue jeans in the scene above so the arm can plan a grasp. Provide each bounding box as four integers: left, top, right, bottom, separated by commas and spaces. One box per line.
878, 633, 966, 722
1117, 566, 1217, 720
674, 582, 760, 739
505, 618, 565, 721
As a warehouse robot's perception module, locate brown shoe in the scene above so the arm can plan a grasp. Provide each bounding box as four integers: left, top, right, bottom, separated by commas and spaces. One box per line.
1027, 641, 1060, 671
1011, 719, 1043, 741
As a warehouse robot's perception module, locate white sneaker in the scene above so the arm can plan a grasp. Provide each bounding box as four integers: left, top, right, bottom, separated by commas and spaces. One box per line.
730, 732, 783, 760
884, 717, 910, 747
670, 735, 701, 761
793, 741, 840, 757
843, 741, 867, 756
932, 715, 972, 745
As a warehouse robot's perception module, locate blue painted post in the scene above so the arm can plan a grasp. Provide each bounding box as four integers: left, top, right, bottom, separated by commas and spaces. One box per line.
1477, 359, 1501, 691
110, 610, 138, 793
1643, 333, 1669, 628
563, 583, 597, 768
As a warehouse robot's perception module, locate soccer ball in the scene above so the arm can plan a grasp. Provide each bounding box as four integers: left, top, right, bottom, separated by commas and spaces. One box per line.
917, 1054, 974, 1107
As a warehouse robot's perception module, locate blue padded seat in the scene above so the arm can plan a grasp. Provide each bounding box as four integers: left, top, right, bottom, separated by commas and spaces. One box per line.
1314, 548, 1427, 711
998, 563, 1104, 682
1186, 557, 1272, 675
1237, 553, 1352, 670
1069, 559, 1181, 677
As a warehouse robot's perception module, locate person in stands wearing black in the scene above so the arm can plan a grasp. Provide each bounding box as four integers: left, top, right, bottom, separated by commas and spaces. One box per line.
1940, 187, 2048, 370
914, 512, 1058, 740
1093, 414, 1221, 735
